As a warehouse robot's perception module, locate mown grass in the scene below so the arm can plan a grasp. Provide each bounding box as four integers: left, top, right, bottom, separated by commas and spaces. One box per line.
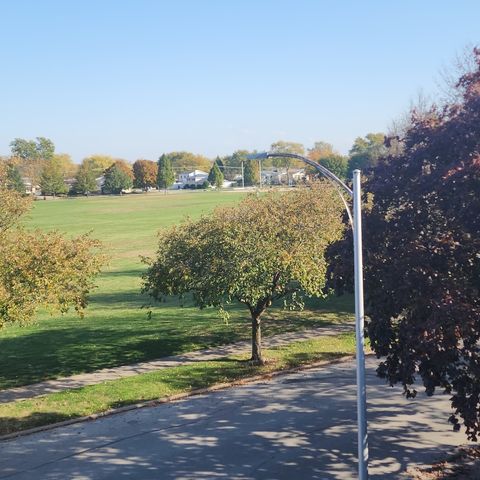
0, 333, 356, 436
0, 191, 354, 390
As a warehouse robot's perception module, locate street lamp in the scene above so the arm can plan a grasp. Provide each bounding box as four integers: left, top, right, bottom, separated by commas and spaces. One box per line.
248, 152, 369, 479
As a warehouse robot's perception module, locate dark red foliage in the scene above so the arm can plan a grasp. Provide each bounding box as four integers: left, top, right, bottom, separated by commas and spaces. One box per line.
328, 48, 480, 440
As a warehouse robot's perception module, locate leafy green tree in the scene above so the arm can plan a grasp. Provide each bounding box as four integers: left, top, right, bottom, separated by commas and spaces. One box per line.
53, 153, 77, 178
160, 152, 211, 172
143, 184, 344, 364
103, 161, 133, 194
307, 141, 348, 178
208, 162, 224, 188
243, 159, 259, 186
214, 156, 224, 171
308, 141, 335, 162
0, 165, 104, 328
5, 163, 25, 193
133, 159, 157, 191
10, 137, 55, 188
10, 137, 55, 162
82, 155, 116, 177
0, 184, 31, 233
9, 139, 37, 161
112, 159, 134, 179
319, 154, 349, 179
39, 158, 68, 196
223, 150, 249, 181
157, 154, 175, 191
207, 165, 215, 184
348, 133, 386, 175
74, 161, 98, 195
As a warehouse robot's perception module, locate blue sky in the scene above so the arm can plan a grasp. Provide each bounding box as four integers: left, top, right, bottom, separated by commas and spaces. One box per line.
1, 1, 478, 162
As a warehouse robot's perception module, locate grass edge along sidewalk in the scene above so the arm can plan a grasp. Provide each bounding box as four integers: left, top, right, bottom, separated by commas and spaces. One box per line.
0, 333, 356, 438
0, 323, 354, 403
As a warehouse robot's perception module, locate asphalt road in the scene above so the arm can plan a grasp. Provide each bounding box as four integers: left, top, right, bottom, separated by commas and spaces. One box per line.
0, 357, 467, 479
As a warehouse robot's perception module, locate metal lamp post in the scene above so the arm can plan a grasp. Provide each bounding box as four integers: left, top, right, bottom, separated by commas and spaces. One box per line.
248, 153, 369, 479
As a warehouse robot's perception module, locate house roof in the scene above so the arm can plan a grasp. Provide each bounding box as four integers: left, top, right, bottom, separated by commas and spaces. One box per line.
180, 170, 208, 176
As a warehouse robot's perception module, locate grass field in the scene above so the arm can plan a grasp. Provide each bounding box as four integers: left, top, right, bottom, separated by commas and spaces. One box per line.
0, 191, 353, 390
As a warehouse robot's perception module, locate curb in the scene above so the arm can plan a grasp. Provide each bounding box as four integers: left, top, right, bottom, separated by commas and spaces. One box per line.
0, 354, 356, 442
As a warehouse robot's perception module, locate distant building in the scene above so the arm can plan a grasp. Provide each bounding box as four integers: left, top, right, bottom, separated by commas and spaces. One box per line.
64, 178, 76, 191
95, 176, 105, 191
177, 170, 209, 188
170, 181, 184, 190
261, 168, 306, 185
22, 177, 40, 195
290, 168, 307, 184
222, 179, 236, 188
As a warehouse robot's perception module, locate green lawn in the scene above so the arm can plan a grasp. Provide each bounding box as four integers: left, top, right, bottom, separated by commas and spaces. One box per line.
0, 333, 356, 436
0, 191, 353, 390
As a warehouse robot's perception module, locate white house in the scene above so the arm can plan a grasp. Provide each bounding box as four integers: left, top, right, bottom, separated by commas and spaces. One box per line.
261, 168, 287, 185
95, 176, 105, 191
222, 179, 236, 188
22, 177, 38, 195
261, 168, 306, 185
170, 181, 184, 190
290, 168, 306, 183
177, 170, 209, 188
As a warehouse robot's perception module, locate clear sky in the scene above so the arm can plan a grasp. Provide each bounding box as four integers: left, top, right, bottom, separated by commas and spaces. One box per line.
1, 0, 479, 162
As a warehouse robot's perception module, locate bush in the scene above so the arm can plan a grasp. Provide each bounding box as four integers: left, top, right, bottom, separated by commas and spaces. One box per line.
0, 168, 105, 328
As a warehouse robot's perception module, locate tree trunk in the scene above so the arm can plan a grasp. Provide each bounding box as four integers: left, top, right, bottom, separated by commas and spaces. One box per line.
251, 315, 265, 365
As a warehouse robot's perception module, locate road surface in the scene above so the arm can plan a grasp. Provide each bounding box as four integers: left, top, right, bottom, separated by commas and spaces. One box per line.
0, 357, 466, 479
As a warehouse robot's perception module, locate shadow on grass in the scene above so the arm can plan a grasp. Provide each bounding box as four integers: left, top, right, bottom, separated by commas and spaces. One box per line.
0, 294, 354, 390
280, 351, 345, 369
87, 290, 151, 309
98, 269, 146, 279
88, 288, 354, 316
0, 411, 78, 436
0, 323, 245, 390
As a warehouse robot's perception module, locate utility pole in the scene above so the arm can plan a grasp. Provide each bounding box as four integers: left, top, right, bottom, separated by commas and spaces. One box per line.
258, 158, 262, 188
241, 161, 245, 189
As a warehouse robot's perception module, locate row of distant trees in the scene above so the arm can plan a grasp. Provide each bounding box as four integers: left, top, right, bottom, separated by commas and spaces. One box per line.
207, 135, 387, 186
1, 134, 387, 196
76, 155, 225, 194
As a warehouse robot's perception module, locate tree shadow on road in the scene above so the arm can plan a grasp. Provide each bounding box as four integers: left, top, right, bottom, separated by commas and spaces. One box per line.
0, 360, 464, 479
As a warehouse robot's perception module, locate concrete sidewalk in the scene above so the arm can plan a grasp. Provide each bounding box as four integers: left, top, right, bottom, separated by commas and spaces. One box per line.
0, 356, 465, 479
0, 324, 353, 403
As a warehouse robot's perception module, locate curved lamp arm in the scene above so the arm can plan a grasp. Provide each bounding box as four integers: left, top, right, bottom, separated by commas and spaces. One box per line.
247, 152, 353, 227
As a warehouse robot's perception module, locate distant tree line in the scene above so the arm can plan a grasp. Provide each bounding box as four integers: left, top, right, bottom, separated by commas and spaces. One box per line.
1, 134, 389, 196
